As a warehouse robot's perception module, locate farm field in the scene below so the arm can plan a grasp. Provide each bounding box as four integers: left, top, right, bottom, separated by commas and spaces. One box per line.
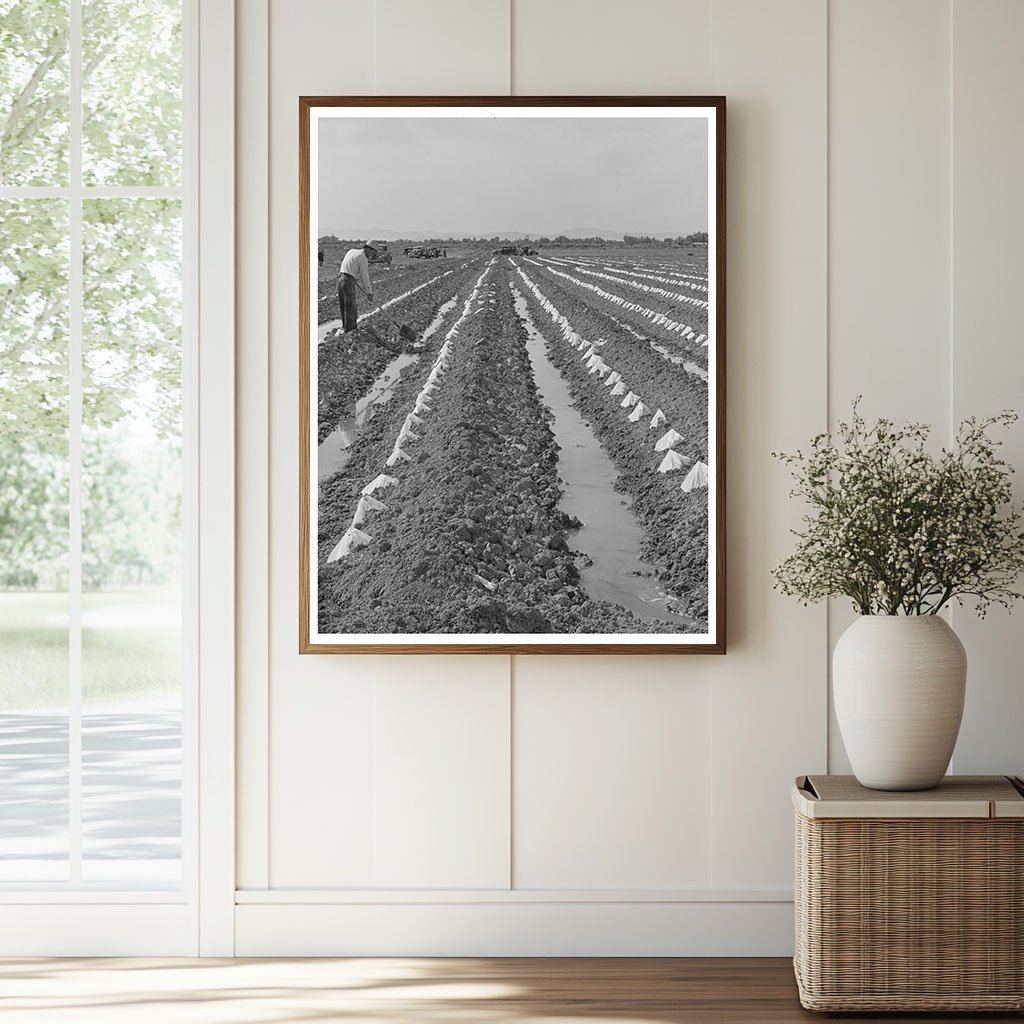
315, 244, 711, 636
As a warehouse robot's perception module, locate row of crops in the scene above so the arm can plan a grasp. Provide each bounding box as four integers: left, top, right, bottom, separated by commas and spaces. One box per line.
315, 248, 711, 633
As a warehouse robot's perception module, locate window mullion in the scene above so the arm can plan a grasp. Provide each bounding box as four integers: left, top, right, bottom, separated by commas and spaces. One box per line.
68, 0, 84, 886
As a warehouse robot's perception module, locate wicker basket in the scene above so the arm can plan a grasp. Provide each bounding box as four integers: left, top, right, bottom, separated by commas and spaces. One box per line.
793, 775, 1024, 1012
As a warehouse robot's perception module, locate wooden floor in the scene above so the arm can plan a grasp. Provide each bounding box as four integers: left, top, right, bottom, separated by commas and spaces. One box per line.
0, 957, 1019, 1023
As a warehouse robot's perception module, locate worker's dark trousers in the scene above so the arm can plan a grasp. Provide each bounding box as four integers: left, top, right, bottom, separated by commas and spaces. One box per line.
338, 273, 359, 332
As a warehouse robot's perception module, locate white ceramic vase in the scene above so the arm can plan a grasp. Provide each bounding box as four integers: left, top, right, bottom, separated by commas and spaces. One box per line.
833, 615, 967, 791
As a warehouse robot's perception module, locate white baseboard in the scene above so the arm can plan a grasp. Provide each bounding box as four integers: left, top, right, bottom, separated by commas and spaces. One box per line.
235, 897, 795, 957
0, 904, 196, 956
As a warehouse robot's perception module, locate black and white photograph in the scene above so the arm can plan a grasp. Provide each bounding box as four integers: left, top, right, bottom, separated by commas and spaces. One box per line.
300, 98, 725, 652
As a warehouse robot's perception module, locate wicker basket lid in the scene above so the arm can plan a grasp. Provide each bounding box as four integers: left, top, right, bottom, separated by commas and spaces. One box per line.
793, 775, 1024, 819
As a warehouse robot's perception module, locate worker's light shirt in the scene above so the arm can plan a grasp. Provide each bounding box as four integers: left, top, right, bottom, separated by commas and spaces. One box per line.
339, 248, 372, 293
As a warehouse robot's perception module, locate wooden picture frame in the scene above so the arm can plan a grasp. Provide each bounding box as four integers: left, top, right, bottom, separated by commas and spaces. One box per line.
300, 96, 725, 654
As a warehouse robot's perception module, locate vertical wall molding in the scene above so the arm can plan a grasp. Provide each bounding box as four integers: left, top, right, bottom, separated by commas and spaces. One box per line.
826, 0, 952, 773
236, 0, 271, 892
198, 0, 237, 956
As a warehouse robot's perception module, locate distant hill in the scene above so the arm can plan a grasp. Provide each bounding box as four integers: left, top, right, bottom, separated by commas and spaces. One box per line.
324, 229, 438, 242
326, 229, 536, 242
556, 228, 625, 240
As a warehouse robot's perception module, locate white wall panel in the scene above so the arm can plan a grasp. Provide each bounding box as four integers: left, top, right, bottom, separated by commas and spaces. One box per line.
265, 0, 376, 889
227, 0, 1024, 956
707, 0, 828, 889
270, 667, 378, 887
512, 0, 711, 94
827, 0, 952, 773
828, 0, 950, 425
374, 659, 511, 888
949, 0, 1024, 777
513, 657, 712, 889
375, 0, 510, 95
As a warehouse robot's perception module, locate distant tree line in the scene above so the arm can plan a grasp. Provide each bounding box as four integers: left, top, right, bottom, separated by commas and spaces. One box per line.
623, 232, 709, 246
320, 232, 709, 249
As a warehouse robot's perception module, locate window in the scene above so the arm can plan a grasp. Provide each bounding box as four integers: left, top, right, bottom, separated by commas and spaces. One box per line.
0, 0, 192, 889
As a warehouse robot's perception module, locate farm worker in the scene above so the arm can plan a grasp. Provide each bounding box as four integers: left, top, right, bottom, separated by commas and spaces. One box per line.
338, 241, 376, 333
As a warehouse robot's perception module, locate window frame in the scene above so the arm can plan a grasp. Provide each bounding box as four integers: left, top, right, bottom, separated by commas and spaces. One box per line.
0, 0, 235, 955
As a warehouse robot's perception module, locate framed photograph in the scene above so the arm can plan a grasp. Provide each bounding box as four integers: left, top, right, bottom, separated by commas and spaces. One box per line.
300, 96, 725, 654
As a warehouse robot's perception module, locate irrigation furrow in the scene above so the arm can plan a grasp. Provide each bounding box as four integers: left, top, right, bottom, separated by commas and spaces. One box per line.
525, 259, 709, 348
317, 294, 462, 480
514, 264, 708, 487
318, 268, 456, 345
325, 264, 494, 561
513, 258, 709, 379
317, 260, 487, 443
536, 256, 709, 311
571, 254, 708, 280
509, 267, 710, 623
602, 313, 709, 383
316, 258, 459, 323
544, 256, 709, 296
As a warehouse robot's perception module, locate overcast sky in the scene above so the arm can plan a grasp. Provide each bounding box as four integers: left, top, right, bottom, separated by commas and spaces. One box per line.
317, 115, 708, 238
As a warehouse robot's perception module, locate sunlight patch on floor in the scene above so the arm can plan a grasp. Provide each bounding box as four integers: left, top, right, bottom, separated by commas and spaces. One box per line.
0, 958, 691, 1024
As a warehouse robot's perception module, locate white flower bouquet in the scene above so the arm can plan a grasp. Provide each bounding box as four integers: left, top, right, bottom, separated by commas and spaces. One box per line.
773, 401, 1024, 616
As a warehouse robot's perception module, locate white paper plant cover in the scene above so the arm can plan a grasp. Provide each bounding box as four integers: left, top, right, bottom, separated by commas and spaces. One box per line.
604, 371, 621, 387
350, 498, 371, 527
657, 449, 687, 474
327, 526, 373, 563
628, 402, 648, 423
649, 408, 667, 429
681, 461, 710, 492
352, 493, 387, 527
655, 428, 683, 452
610, 381, 627, 396
361, 474, 399, 495
620, 391, 639, 409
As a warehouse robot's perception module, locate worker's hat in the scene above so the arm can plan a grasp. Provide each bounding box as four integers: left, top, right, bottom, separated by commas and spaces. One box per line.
363, 240, 378, 251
